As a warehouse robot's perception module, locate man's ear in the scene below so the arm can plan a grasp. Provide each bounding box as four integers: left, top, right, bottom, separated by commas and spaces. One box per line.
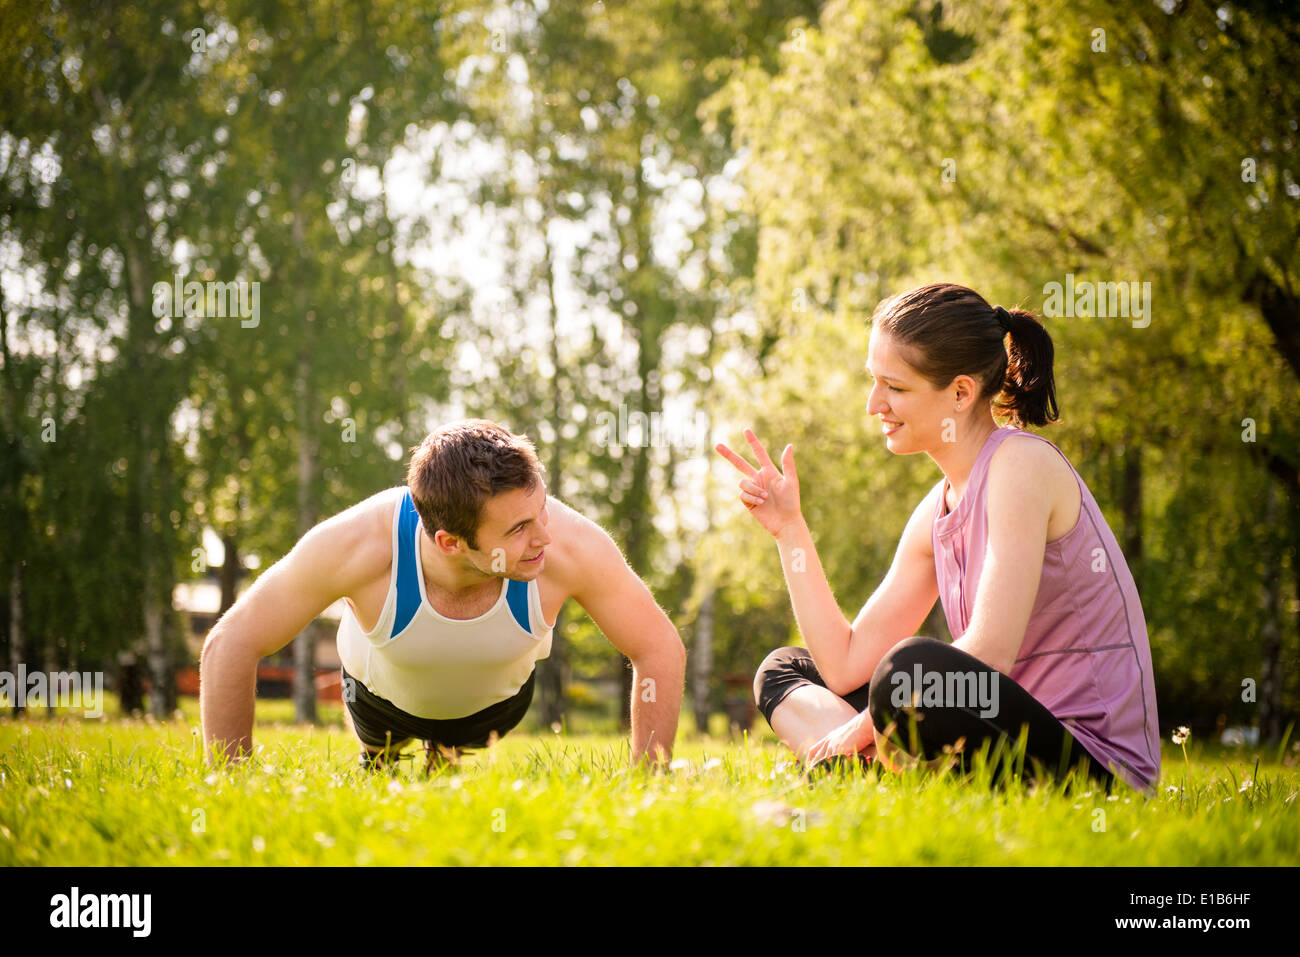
432, 528, 467, 555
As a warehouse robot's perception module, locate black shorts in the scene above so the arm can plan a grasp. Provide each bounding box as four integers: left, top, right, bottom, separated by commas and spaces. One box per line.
754, 638, 1118, 788
342, 666, 534, 751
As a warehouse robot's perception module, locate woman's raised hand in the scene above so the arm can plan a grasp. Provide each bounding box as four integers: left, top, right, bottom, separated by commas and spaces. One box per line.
714, 429, 802, 537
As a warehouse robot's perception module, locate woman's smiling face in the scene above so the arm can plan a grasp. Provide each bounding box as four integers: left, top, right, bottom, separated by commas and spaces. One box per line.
865, 326, 957, 454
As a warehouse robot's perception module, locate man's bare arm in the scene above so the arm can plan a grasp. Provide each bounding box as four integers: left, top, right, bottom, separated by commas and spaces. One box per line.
556, 508, 686, 765
199, 498, 387, 765
626, 648, 685, 766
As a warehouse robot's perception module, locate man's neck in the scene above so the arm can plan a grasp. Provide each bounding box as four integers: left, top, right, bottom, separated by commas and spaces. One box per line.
416, 524, 500, 598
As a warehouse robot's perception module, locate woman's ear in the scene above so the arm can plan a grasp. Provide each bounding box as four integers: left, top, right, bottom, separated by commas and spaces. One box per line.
951, 373, 980, 410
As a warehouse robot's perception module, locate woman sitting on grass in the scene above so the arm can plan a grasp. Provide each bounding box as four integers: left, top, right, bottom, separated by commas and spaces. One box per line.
716, 282, 1160, 793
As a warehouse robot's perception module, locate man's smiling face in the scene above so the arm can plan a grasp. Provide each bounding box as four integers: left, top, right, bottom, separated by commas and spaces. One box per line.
463, 481, 552, 579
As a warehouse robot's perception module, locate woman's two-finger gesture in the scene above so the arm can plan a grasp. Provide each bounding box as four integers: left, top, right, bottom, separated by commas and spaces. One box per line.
714, 429, 802, 538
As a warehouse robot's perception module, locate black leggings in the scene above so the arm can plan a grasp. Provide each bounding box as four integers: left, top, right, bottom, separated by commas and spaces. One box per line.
755, 637, 1116, 788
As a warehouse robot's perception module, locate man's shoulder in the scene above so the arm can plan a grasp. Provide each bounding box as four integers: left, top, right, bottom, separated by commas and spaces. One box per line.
341, 485, 407, 535
543, 495, 620, 557
306, 487, 403, 578
544, 494, 602, 533
540, 496, 628, 592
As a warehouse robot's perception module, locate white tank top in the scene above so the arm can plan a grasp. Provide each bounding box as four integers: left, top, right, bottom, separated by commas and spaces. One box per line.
336, 487, 554, 719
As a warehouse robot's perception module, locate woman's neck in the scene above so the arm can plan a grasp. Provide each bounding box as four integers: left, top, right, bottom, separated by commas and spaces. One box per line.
932, 416, 999, 506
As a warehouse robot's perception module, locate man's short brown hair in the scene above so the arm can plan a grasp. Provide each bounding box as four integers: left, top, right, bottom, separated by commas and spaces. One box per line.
406, 420, 545, 550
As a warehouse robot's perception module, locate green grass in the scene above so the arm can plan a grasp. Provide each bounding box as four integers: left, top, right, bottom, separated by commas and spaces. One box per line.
1, 701, 1297, 866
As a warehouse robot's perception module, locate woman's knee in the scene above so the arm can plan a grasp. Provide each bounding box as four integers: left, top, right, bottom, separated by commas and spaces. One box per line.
867, 635, 947, 739
869, 636, 946, 695
752, 646, 807, 705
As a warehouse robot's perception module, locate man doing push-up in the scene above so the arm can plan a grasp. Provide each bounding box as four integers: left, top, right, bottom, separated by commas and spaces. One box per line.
200, 420, 685, 772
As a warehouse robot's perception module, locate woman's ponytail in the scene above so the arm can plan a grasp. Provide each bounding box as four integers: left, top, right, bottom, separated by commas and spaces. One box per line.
993, 306, 1059, 429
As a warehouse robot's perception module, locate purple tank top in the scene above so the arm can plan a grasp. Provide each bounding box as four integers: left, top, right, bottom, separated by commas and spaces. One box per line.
932, 426, 1160, 792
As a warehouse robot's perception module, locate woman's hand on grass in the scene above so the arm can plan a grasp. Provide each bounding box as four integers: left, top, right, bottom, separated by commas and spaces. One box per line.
806, 712, 877, 764
715, 429, 803, 537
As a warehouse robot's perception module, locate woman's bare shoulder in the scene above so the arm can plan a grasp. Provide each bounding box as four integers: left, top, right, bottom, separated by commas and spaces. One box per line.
993, 429, 1073, 478
989, 431, 1081, 540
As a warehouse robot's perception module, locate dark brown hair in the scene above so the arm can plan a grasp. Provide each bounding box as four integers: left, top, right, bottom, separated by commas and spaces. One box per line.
870, 282, 1059, 429
406, 420, 545, 549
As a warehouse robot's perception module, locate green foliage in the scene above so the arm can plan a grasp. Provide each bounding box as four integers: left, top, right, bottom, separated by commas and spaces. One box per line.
2, 0, 1295, 734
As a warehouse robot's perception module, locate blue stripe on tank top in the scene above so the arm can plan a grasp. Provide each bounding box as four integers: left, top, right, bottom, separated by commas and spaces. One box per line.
391, 489, 422, 639
506, 578, 531, 633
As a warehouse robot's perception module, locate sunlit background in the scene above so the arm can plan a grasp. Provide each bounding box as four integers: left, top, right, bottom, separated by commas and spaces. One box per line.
2, 0, 1296, 747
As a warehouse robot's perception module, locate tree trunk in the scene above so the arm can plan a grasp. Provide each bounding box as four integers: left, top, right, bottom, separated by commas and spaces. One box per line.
386, 248, 411, 445
618, 144, 659, 730
291, 187, 319, 725
219, 531, 240, 616
8, 564, 23, 717
292, 351, 320, 723
619, 351, 652, 728
1244, 270, 1300, 384
1257, 482, 1284, 746
1120, 440, 1143, 593
2, 292, 24, 717
144, 576, 171, 718
117, 651, 145, 715
1292, 479, 1300, 748
124, 231, 175, 719
152, 390, 178, 718
536, 225, 567, 727
2, 289, 43, 718
692, 587, 715, 734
